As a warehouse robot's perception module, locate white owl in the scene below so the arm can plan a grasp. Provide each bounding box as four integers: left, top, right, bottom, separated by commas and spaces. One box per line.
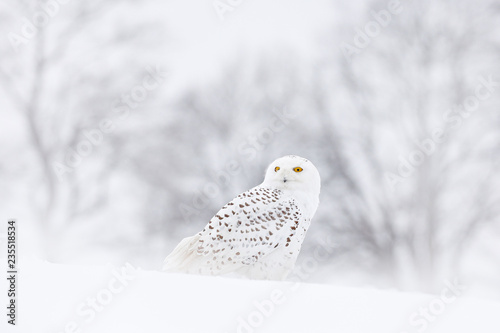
163, 155, 321, 280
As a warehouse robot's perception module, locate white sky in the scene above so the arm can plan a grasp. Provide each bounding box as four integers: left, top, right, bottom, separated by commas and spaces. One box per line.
152, 0, 335, 94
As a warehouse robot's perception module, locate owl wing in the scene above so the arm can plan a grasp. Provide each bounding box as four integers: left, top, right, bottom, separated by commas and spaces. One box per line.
188, 186, 304, 275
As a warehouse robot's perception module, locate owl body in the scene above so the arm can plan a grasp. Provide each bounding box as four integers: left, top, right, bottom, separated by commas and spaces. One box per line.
163, 155, 320, 280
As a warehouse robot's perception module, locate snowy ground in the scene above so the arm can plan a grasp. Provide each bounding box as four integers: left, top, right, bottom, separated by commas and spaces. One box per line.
2, 259, 500, 333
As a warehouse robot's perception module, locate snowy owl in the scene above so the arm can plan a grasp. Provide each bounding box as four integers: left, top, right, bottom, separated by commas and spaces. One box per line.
163, 155, 321, 280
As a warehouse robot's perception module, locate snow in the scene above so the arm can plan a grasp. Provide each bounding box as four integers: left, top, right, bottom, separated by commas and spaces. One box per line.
2, 259, 500, 333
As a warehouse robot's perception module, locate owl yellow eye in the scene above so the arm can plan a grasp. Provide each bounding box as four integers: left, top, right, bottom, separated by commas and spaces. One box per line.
293, 167, 303, 173
274, 166, 280, 172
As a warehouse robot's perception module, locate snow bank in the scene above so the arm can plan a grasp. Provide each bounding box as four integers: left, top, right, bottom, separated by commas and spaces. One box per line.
2, 259, 500, 333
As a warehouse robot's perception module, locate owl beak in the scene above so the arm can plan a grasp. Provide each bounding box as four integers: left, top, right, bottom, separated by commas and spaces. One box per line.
283, 177, 288, 183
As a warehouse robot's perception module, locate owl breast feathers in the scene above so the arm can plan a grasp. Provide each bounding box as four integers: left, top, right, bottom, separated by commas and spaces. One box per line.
163, 155, 321, 280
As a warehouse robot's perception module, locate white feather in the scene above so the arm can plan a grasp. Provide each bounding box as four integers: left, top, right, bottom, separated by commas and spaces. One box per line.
162, 155, 321, 280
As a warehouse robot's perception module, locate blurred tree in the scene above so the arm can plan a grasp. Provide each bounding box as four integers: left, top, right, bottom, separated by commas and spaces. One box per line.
313, 0, 500, 290
0, 0, 167, 259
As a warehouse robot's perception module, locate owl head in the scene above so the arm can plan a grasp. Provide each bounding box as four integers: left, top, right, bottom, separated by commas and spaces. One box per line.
262, 155, 321, 197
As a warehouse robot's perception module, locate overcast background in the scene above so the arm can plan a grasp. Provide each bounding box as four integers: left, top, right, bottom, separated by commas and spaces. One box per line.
1, 0, 500, 300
